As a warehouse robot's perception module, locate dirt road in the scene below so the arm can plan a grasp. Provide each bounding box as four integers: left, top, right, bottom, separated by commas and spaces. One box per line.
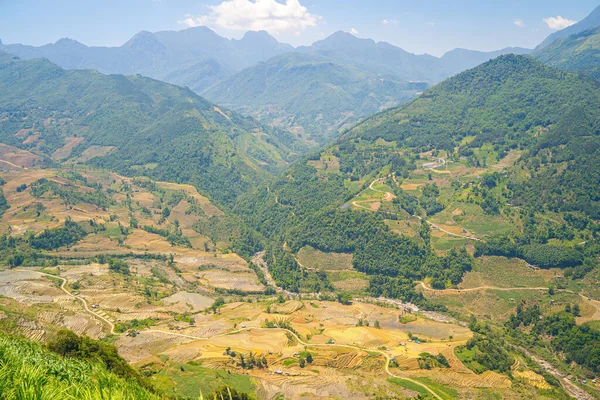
144, 326, 444, 400
353, 176, 480, 241
25, 269, 116, 335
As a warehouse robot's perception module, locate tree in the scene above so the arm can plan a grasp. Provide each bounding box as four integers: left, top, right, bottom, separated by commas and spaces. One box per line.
108, 259, 130, 275
337, 292, 352, 305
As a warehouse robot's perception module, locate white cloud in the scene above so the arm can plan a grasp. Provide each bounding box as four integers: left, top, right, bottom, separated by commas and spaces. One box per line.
424, 21, 435, 27
350, 28, 359, 35
513, 19, 525, 28
382, 19, 398, 25
543, 16, 577, 30
179, 0, 320, 35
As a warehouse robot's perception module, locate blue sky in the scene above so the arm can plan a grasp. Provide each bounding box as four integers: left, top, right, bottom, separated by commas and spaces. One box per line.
0, 0, 598, 56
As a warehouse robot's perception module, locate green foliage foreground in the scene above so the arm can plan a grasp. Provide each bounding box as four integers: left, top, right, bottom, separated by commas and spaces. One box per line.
0, 333, 161, 400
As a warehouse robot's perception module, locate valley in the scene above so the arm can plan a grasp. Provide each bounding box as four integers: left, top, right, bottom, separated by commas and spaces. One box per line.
1, 3, 600, 399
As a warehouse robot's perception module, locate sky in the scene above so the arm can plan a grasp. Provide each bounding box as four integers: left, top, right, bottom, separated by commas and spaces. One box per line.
0, 0, 598, 56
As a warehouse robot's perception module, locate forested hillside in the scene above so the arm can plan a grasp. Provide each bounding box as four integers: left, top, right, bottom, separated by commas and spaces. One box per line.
346, 55, 600, 217
234, 54, 600, 308
203, 52, 427, 143
534, 26, 600, 80
0, 51, 302, 205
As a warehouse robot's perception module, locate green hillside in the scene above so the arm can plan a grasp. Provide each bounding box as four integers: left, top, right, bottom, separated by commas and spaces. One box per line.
346, 55, 600, 218
203, 52, 427, 144
0, 51, 301, 205
534, 26, 600, 80
234, 54, 600, 304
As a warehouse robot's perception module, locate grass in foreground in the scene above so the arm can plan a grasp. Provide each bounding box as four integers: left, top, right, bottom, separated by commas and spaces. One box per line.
0, 334, 160, 400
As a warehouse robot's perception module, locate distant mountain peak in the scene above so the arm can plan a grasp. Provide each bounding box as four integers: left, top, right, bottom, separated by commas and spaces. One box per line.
55, 38, 85, 48
242, 30, 275, 40
122, 30, 166, 52
312, 30, 376, 50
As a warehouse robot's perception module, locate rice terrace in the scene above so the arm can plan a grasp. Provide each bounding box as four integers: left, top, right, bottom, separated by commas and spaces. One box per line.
1, 2, 600, 399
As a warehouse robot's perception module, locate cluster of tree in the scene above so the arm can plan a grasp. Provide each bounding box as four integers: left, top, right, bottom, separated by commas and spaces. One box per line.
235, 351, 268, 370
141, 223, 192, 248
392, 187, 420, 216
247, 262, 268, 287
263, 245, 332, 293
47, 329, 154, 392
417, 352, 450, 369
508, 305, 600, 373
30, 178, 114, 209
286, 209, 386, 254
0, 188, 8, 216
475, 235, 584, 269
419, 183, 444, 216
337, 145, 402, 179
457, 334, 514, 374
108, 258, 130, 275
30, 218, 88, 250
367, 275, 446, 311
193, 213, 263, 258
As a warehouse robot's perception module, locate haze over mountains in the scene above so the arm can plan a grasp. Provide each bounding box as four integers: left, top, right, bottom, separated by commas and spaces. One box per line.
1, 28, 533, 143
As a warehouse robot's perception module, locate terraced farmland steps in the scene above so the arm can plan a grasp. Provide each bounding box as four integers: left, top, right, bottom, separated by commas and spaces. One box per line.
141, 325, 444, 400
352, 176, 480, 241
18, 269, 116, 335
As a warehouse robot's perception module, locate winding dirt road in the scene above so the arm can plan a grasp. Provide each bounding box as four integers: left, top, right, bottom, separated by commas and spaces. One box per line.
26, 270, 116, 335
352, 176, 480, 241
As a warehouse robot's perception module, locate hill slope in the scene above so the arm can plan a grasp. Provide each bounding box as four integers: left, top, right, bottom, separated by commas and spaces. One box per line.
234, 55, 600, 301
346, 55, 600, 216
536, 5, 600, 50
534, 26, 600, 80
0, 51, 299, 205
203, 52, 428, 143
347, 54, 600, 150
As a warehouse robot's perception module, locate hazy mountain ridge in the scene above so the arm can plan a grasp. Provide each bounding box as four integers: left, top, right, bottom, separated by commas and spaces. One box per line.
202, 52, 428, 143
0, 27, 293, 93
0, 51, 299, 205
1, 28, 532, 92
201, 31, 531, 142
534, 25, 600, 80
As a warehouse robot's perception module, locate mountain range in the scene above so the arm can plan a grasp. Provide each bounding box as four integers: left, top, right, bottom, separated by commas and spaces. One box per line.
0, 28, 293, 93
1, 28, 533, 143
